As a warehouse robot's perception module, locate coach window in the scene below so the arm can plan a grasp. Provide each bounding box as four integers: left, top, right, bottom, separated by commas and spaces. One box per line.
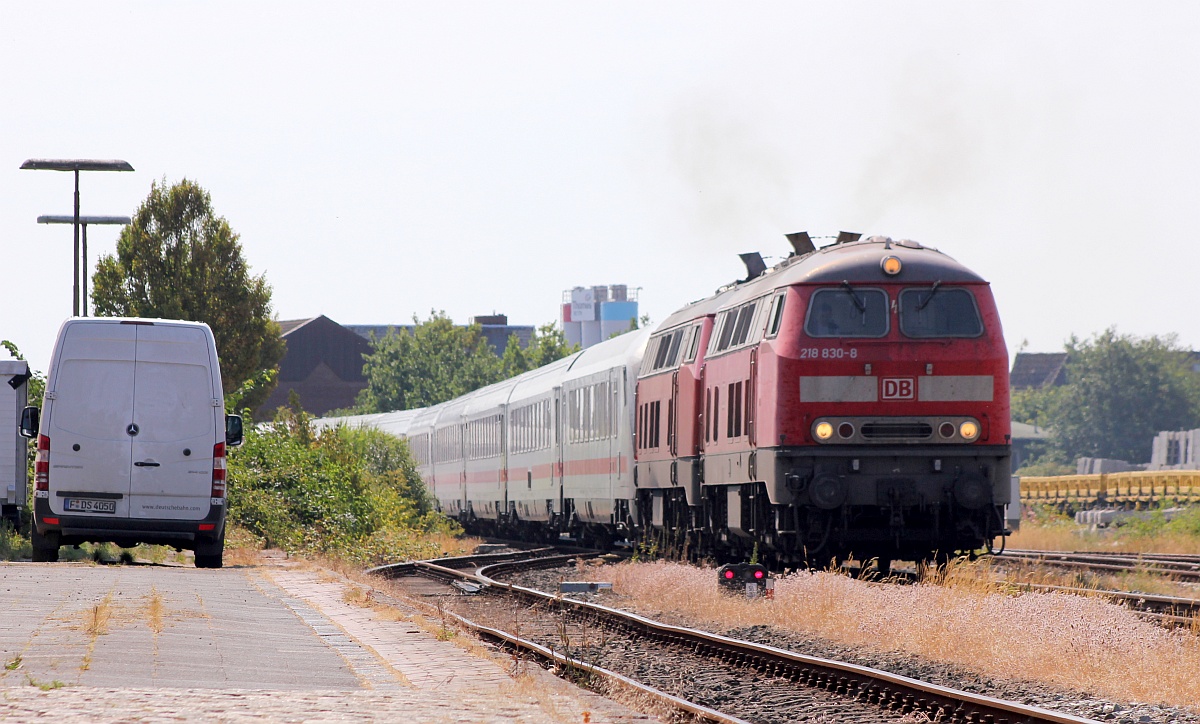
898, 287, 984, 338
804, 288, 888, 338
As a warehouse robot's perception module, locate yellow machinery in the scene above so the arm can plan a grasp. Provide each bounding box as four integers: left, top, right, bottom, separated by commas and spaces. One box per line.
1020, 470, 1200, 509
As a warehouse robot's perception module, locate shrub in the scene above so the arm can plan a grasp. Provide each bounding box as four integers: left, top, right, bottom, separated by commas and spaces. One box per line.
227, 406, 463, 562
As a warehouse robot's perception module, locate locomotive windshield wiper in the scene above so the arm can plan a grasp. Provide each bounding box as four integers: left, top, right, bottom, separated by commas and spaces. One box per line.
917, 280, 942, 311
841, 280, 866, 313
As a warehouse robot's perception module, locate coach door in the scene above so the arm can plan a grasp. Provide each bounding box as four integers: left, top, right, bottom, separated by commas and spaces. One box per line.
499, 406, 509, 520
553, 386, 564, 514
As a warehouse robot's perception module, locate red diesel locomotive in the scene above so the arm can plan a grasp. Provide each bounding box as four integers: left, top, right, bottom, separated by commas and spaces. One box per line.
635, 233, 1011, 567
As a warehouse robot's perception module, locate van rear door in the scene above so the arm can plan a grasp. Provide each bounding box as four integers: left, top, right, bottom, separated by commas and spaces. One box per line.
128, 324, 217, 521
46, 323, 136, 516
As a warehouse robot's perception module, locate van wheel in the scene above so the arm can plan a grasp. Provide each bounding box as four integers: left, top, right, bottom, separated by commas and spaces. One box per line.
31, 529, 60, 563
194, 552, 223, 568
194, 531, 224, 569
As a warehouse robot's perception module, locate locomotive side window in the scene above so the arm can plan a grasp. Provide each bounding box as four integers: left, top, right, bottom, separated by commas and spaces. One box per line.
765, 293, 786, 338
684, 323, 702, 362
708, 295, 772, 355
715, 310, 737, 351
804, 288, 888, 338
898, 287, 984, 338
643, 325, 691, 375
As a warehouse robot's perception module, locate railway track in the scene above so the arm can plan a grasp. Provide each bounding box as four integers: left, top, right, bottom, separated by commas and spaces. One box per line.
998, 581, 1200, 628
997, 549, 1200, 581
370, 550, 1094, 724
990, 549, 1200, 628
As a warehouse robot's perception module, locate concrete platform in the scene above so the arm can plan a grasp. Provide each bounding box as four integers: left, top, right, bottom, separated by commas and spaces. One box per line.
0, 559, 654, 722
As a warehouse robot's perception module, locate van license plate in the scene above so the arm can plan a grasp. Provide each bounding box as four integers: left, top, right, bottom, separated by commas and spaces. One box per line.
65, 499, 116, 514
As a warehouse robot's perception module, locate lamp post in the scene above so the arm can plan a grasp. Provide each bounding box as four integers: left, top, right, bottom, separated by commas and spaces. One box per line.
20, 159, 134, 316
36, 215, 131, 316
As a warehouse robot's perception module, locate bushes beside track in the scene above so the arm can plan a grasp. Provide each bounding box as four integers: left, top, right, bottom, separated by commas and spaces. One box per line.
228, 407, 466, 564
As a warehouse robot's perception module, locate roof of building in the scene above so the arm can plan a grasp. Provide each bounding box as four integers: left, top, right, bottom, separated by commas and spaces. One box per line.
1010, 421, 1051, 440
277, 318, 314, 336
1010, 352, 1068, 389
343, 322, 535, 353
274, 316, 372, 383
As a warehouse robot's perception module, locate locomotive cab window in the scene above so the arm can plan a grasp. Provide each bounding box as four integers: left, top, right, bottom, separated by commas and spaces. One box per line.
804, 287, 888, 338
898, 287, 984, 338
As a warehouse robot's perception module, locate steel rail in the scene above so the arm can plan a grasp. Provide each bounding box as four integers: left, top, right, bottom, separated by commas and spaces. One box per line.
1005, 548, 1200, 569
442, 609, 752, 724
1000, 581, 1200, 627
997, 550, 1200, 581
369, 555, 745, 724
366, 546, 559, 578
436, 557, 1096, 724
1009, 549, 1200, 565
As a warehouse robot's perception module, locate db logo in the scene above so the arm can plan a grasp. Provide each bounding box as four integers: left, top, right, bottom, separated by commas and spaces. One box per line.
882, 378, 914, 400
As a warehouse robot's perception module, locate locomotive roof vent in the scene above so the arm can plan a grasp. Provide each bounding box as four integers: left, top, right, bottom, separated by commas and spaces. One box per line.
738, 252, 767, 281
785, 231, 816, 256
835, 231, 863, 245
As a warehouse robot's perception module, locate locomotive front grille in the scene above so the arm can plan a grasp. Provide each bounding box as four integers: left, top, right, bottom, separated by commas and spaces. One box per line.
860, 422, 933, 440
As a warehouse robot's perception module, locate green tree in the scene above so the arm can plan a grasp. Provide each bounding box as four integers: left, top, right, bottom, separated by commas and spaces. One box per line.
0, 341, 45, 406
91, 178, 285, 413
356, 311, 503, 412
501, 321, 579, 377
1045, 328, 1200, 462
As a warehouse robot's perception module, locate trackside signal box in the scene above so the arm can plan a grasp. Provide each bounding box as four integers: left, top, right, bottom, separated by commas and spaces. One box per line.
1, 360, 30, 527
717, 563, 774, 599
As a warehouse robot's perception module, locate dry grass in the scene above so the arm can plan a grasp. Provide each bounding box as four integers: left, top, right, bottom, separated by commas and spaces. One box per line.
342, 585, 373, 606
79, 592, 115, 671
596, 560, 1200, 710
145, 588, 165, 635
82, 594, 113, 637
1009, 524, 1200, 555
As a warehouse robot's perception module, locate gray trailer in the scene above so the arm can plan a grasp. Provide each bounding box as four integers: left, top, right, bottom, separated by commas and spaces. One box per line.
2, 360, 30, 527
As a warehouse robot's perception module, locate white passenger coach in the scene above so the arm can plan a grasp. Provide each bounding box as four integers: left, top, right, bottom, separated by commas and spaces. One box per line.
314, 328, 651, 543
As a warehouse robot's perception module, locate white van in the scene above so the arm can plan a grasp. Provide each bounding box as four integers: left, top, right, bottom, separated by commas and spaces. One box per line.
19, 318, 243, 567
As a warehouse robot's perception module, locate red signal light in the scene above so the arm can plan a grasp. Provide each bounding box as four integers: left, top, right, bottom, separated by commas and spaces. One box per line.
753, 569, 765, 579
724, 569, 735, 579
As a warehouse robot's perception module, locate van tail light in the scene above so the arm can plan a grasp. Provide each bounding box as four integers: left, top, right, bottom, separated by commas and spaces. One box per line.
35, 435, 50, 492
211, 442, 226, 498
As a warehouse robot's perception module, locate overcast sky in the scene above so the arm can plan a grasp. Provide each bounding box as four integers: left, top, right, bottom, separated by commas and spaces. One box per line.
3, 2, 1199, 371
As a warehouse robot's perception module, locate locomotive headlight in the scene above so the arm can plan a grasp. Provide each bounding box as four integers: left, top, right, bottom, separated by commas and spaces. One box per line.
959, 420, 980, 441
881, 255, 902, 276
814, 422, 834, 441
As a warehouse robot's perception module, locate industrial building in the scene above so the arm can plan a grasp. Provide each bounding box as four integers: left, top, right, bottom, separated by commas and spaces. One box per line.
561, 285, 639, 349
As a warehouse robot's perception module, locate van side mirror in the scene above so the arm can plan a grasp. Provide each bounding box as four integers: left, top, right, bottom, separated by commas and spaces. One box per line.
225, 414, 244, 447
19, 406, 39, 439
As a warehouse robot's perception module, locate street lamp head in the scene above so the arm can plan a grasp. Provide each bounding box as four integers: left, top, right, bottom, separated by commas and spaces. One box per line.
20, 159, 133, 172
37, 215, 132, 225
